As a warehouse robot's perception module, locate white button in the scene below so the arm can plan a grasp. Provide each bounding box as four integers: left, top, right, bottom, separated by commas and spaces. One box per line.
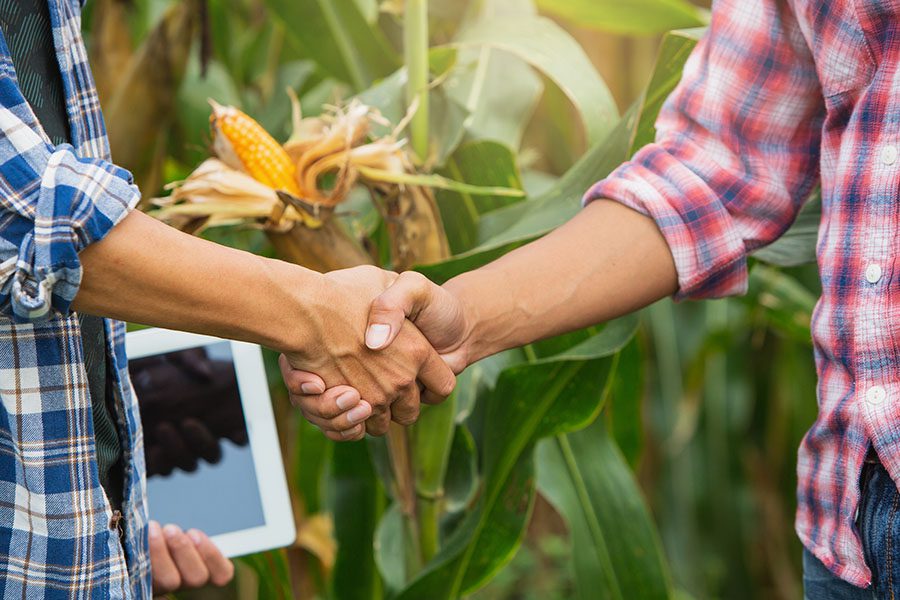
867, 386, 887, 405
866, 263, 883, 284
882, 145, 899, 165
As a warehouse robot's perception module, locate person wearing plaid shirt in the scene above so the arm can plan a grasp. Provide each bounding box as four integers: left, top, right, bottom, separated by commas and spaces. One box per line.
286, 0, 900, 597
0, 0, 460, 597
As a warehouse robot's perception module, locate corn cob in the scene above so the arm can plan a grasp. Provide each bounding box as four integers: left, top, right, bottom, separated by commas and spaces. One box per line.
209, 100, 302, 196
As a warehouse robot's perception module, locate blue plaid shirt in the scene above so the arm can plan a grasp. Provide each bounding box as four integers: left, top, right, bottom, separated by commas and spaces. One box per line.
0, 0, 149, 597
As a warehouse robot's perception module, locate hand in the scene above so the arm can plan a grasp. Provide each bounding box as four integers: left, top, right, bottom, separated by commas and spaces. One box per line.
149, 521, 234, 595
130, 348, 247, 476
363, 271, 472, 375
280, 266, 457, 439
284, 271, 472, 438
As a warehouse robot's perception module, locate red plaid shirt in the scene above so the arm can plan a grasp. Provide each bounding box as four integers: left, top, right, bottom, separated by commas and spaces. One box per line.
586, 0, 899, 588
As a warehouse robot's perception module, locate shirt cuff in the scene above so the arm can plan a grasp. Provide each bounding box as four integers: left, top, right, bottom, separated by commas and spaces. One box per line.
10, 147, 141, 322
583, 142, 748, 301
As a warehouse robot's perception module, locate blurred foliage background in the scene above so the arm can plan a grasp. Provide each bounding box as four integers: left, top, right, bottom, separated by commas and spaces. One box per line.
82, 1, 822, 598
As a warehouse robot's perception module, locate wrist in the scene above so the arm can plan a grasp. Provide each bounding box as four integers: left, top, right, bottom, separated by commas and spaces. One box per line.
443, 274, 489, 364
258, 258, 331, 359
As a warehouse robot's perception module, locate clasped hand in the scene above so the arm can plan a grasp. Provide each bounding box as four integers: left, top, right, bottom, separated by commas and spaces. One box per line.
279, 266, 469, 441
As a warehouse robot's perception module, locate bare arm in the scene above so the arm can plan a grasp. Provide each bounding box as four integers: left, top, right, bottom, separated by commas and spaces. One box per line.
73, 211, 456, 438
285, 199, 676, 426
444, 199, 677, 363
352, 199, 676, 371
74, 211, 324, 352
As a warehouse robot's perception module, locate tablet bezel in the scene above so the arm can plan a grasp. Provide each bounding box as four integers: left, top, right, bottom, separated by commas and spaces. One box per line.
125, 327, 296, 557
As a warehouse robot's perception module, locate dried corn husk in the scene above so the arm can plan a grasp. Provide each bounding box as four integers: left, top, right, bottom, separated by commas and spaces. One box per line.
156, 96, 531, 270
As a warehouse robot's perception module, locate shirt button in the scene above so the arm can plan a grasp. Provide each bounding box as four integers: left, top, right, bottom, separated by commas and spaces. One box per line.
866, 264, 883, 284
867, 386, 887, 405
882, 145, 899, 165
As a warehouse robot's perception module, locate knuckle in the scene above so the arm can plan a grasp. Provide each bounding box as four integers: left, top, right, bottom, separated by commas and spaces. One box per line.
314, 399, 342, 420
366, 418, 388, 437
402, 270, 428, 288
368, 395, 388, 411
286, 379, 305, 396
411, 342, 430, 363
394, 409, 419, 426
166, 532, 190, 551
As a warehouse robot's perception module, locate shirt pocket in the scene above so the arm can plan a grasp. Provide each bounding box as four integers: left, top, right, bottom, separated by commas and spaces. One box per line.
798, 0, 876, 98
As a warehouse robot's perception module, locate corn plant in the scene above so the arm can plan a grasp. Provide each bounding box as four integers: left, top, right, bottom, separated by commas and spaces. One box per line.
85, 0, 824, 598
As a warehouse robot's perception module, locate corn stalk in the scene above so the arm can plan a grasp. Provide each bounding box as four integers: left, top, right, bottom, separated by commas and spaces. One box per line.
154, 83, 459, 584
103, 0, 202, 197
88, 0, 133, 102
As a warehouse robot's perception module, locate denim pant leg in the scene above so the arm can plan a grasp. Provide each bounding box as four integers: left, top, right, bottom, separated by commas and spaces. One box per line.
804, 460, 900, 600
859, 462, 900, 599
803, 548, 876, 600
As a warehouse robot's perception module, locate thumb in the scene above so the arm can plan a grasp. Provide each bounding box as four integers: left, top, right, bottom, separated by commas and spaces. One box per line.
366, 271, 435, 350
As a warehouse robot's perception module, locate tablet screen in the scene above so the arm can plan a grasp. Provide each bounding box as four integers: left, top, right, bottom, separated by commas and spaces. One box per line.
129, 341, 266, 536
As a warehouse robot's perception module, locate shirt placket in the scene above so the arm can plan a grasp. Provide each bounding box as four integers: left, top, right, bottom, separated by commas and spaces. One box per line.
859, 114, 900, 435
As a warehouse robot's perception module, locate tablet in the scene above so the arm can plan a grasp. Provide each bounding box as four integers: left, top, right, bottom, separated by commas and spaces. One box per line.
125, 328, 295, 557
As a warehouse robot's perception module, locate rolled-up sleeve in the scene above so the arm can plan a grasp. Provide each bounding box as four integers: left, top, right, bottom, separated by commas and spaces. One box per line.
0, 102, 139, 322
584, 0, 825, 300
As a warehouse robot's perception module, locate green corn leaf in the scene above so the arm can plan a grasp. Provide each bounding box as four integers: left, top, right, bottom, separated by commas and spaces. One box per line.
449, 15, 618, 146
536, 0, 709, 36
263, 0, 400, 91
393, 316, 638, 599
356, 166, 525, 197
536, 420, 673, 600
328, 441, 385, 600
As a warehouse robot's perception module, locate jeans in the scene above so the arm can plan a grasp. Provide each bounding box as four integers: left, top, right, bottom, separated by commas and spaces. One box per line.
804, 459, 899, 599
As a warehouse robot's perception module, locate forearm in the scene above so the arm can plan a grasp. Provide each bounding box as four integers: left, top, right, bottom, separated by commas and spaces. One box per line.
73, 211, 325, 355
447, 200, 677, 362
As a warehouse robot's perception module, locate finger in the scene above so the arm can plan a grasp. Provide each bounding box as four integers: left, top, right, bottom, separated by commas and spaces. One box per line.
323, 423, 366, 442
164, 524, 210, 588
301, 400, 373, 433
421, 388, 447, 405
149, 521, 181, 594
155, 422, 197, 473
186, 529, 234, 587
180, 418, 221, 464
365, 409, 392, 436
366, 271, 435, 350
296, 386, 364, 422
278, 354, 326, 395
415, 342, 457, 400
390, 386, 420, 426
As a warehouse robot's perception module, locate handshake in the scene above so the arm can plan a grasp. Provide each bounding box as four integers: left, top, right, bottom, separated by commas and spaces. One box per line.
241, 199, 674, 442
277, 265, 476, 442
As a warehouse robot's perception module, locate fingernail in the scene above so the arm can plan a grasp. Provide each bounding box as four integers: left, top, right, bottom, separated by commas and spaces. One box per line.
341, 426, 361, 440
163, 524, 181, 539
347, 402, 371, 424
149, 521, 162, 540
301, 382, 325, 394
335, 391, 358, 411
365, 324, 391, 349
188, 529, 204, 545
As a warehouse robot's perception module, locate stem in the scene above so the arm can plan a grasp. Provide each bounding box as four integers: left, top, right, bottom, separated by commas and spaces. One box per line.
404, 0, 430, 162
416, 497, 441, 563
386, 425, 422, 577
411, 396, 457, 565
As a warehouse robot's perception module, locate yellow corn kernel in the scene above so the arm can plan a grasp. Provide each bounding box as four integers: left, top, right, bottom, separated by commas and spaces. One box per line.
209, 101, 301, 196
